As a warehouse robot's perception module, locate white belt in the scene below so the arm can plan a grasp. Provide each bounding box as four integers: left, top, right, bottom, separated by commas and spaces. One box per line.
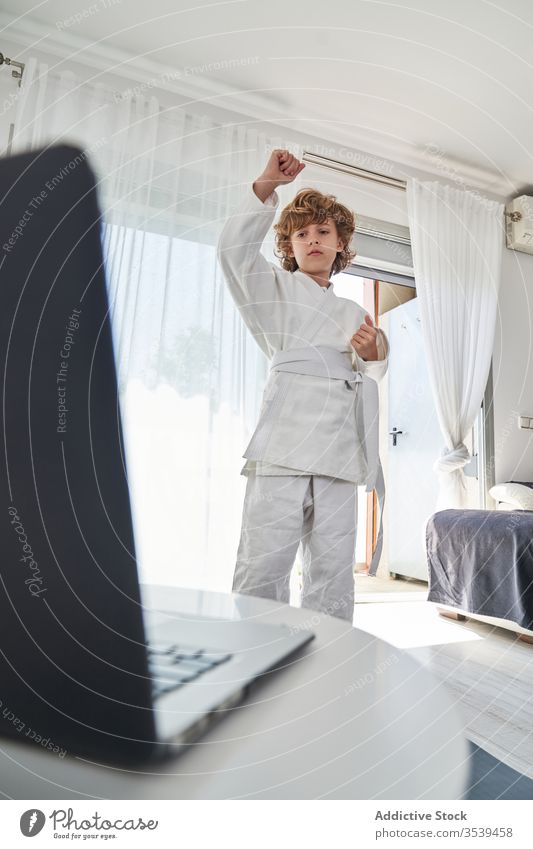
270, 346, 376, 488
269, 345, 385, 576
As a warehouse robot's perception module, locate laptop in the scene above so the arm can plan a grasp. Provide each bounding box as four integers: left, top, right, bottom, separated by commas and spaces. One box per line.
0, 144, 314, 765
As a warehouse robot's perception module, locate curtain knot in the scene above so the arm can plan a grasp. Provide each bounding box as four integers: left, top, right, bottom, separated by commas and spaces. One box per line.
433, 443, 470, 474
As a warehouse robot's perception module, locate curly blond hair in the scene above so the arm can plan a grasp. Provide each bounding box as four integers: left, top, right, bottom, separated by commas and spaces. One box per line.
273, 188, 356, 276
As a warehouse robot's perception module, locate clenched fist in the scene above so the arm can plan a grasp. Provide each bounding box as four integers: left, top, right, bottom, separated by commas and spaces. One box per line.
253, 149, 306, 202
351, 314, 379, 361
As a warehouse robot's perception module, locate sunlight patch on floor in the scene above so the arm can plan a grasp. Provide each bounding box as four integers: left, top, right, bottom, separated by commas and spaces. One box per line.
353, 601, 484, 649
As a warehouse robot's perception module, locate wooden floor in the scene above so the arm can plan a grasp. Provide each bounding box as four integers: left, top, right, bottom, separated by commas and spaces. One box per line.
353, 578, 533, 779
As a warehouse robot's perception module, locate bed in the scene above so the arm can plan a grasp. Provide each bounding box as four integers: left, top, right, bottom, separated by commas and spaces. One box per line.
426, 502, 533, 644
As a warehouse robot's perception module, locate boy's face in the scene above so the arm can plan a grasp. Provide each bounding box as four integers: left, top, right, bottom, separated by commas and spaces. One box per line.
288, 218, 344, 279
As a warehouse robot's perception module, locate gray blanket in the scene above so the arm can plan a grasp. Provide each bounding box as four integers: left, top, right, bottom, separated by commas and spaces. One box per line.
426, 509, 533, 630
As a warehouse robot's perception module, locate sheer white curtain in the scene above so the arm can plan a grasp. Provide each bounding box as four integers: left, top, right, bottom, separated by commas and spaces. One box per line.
13, 57, 303, 590
406, 179, 504, 510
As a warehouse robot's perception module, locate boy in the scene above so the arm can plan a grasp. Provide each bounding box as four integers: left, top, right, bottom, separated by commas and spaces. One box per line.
217, 149, 389, 622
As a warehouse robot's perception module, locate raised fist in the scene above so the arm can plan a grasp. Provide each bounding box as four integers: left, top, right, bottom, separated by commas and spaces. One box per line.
260, 149, 306, 186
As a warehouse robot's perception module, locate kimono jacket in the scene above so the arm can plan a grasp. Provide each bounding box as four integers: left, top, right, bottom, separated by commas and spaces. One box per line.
216, 183, 390, 486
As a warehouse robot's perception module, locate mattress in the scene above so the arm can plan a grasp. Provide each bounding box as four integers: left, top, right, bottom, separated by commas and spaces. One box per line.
426, 509, 533, 631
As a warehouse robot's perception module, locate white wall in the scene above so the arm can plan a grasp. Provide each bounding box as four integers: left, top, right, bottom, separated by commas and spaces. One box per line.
492, 245, 533, 483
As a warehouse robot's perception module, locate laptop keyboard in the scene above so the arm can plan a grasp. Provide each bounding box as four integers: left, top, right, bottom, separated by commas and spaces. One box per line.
146, 641, 233, 699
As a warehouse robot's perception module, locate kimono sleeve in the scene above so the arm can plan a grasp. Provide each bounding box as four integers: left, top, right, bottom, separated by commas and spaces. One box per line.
216, 184, 281, 310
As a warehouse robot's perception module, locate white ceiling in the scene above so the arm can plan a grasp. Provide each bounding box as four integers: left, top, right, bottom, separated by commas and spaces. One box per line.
2, 0, 533, 197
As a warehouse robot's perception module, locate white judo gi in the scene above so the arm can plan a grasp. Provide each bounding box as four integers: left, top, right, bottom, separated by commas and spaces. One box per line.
217, 184, 389, 621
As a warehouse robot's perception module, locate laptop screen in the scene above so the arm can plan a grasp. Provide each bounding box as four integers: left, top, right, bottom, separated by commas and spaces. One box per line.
0, 145, 157, 761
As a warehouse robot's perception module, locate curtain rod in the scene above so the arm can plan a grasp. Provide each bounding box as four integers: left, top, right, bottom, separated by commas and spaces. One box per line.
0, 52, 25, 86
302, 151, 406, 191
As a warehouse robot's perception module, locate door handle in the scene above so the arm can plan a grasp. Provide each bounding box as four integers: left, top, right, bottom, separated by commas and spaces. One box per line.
389, 427, 403, 447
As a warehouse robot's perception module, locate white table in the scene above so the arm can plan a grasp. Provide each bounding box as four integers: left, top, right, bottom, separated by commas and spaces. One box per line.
0, 585, 469, 799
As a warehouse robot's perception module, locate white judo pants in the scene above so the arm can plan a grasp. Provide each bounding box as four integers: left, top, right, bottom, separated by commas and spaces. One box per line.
232, 473, 357, 622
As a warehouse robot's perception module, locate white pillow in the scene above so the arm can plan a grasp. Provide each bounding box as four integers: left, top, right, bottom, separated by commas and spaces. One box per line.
489, 482, 533, 510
